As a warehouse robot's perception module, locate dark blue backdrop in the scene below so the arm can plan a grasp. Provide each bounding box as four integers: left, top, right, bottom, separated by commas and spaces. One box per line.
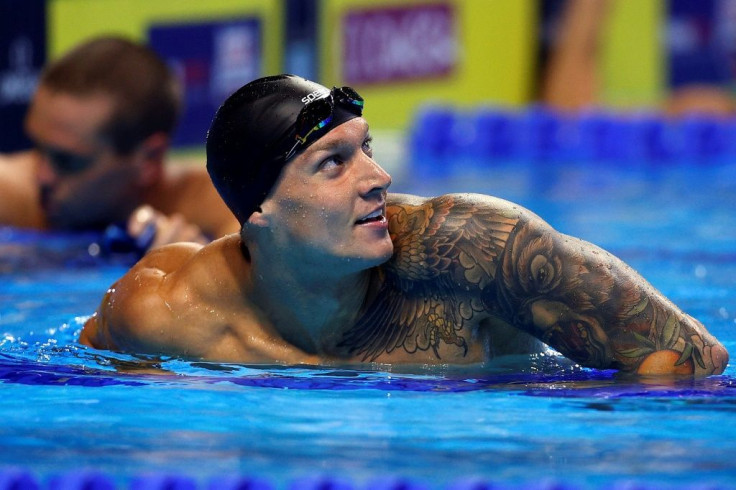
0, 0, 45, 153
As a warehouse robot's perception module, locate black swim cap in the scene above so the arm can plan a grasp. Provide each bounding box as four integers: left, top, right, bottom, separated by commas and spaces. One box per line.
206, 74, 363, 224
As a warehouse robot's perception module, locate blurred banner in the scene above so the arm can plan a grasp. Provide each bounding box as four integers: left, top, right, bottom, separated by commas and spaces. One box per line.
0, 0, 45, 152
666, 0, 736, 90
341, 3, 457, 85
149, 19, 262, 147
319, 0, 538, 130
7, 0, 732, 153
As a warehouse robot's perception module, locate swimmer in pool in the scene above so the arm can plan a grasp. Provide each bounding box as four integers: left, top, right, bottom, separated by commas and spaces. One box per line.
0, 36, 238, 249
81, 75, 728, 376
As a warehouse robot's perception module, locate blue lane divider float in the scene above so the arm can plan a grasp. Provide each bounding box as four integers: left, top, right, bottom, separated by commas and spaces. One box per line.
409, 104, 736, 176
1, 470, 731, 490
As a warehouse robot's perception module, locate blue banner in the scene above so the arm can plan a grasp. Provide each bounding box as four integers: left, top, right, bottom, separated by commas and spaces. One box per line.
666, 0, 736, 89
149, 18, 263, 148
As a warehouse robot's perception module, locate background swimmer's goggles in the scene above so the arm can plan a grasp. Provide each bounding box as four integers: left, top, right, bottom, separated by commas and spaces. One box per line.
39, 146, 96, 176
282, 86, 364, 162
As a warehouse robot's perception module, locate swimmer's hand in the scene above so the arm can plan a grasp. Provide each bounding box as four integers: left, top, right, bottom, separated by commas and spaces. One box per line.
127, 205, 210, 252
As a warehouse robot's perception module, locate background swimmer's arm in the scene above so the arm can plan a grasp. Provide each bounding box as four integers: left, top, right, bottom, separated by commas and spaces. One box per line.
127, 205, 211, 252
540, 0, 609, 111
385, 193, 728, 376
0, 151, 45, 229
148, 166, 241, 243
79, 242, 205, 355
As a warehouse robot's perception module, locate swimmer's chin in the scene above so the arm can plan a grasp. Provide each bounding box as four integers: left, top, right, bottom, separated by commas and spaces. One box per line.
347, 236, 394, 267
340, 252, 392, 269
369, 241, 396, 266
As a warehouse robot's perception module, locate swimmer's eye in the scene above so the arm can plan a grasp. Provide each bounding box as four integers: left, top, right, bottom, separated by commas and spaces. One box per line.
318, 156, 342, 172
363, 136, 373, 156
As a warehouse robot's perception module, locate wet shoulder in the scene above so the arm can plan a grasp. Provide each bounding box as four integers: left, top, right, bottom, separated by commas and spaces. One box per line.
385, 192, 527, 248
170, 233, 249, 295
387, 192, 531, 222
127, 234, 246, 304
382, 193, 529, 284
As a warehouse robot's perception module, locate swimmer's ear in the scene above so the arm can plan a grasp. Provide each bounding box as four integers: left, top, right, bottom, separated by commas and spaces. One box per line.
246, 205, 270, 228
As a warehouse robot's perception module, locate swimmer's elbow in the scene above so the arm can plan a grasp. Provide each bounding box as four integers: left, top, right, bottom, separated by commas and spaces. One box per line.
79, 317, 95, 347
80, 285, 136, 352
79, 313, 113, 349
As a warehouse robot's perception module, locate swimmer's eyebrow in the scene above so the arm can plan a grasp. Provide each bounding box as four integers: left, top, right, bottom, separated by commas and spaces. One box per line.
310, 122, 370, 153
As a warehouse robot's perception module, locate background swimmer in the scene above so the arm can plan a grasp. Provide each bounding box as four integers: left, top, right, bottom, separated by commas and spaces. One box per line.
0, 36, 238, 250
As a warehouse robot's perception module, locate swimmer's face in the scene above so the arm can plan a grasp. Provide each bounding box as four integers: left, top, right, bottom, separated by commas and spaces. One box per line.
255, 117, 393, 271
25, 86, 144, 229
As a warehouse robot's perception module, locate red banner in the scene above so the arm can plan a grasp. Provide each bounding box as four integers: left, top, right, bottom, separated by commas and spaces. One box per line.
342, 3, 457, 85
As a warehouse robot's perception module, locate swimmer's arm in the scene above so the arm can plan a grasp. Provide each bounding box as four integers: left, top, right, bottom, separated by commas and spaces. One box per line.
463, 195, 729, 376
387, 193, 728, 376
80, 242, 205, 354
0, 151, 44, 228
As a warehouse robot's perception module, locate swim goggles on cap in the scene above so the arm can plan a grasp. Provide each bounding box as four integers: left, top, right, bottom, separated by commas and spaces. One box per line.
282, 86, 364, 162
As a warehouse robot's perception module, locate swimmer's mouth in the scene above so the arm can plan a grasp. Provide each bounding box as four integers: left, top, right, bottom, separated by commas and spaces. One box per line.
355, 209, 385, 225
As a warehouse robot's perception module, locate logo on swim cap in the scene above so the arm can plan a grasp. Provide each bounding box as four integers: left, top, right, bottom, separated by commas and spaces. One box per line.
301, 89, 329, 104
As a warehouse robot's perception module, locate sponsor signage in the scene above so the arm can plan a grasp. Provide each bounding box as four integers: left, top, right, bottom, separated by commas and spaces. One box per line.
342, 3, 457, 85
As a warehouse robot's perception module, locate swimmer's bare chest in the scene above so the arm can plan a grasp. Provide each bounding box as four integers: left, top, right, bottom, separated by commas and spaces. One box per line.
320, 271, 540, 365
197, 290, 492, 366
197, 241, 525, 366
335, 318, 535, 366
343, 322, 490, 365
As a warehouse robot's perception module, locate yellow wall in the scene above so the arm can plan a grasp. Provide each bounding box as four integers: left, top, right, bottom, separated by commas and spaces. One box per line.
47, 0, 282, 74
601, 0, 665, 109
318, 0, 538, 130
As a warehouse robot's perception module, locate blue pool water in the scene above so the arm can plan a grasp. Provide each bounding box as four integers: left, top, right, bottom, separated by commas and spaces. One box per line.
1, 159, 736, 489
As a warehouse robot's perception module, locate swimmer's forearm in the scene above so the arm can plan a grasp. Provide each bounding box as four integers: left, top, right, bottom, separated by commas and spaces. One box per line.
617, 291, 729, 376
494, 218, 728, 376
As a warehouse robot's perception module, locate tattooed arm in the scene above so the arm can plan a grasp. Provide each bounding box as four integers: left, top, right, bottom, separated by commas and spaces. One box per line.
373, 193, 728, 376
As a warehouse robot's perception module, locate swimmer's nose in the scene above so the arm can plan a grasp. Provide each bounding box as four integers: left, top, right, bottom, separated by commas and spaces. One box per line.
359, 155, 392, 198
36, 151, 58, 186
